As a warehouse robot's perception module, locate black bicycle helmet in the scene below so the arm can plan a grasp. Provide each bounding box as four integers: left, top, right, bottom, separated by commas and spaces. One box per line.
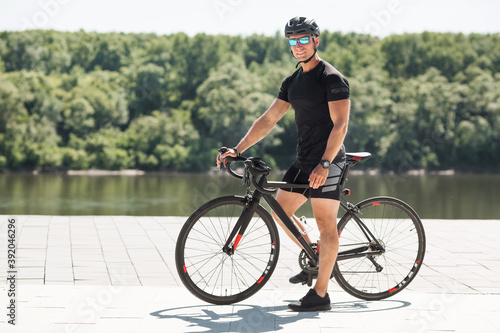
284, 16, 320, 37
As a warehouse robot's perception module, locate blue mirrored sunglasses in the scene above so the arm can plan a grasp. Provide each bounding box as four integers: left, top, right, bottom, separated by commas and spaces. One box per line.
288, 36, 313, 46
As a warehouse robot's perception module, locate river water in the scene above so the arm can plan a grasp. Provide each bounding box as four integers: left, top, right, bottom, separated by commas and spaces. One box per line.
1, 172, 499, 219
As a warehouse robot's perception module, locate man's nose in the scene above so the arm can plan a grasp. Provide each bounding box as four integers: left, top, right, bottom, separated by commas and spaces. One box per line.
295, 43, 305, 50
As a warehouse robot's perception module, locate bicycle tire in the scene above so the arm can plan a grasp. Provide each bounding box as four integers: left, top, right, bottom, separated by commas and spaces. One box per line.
333, 196, 426, 300
175, 196, 280, 305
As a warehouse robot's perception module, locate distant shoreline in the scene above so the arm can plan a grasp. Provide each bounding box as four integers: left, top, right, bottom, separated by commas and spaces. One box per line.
1, 168, 498, 176
65, 169, 146, 176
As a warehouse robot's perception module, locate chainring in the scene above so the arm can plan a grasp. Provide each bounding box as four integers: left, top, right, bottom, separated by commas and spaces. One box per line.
298, 243, 319, 274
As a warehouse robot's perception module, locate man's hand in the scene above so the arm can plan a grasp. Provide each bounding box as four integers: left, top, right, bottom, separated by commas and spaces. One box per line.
216, 148, 238, 169
308, 165, 329, 189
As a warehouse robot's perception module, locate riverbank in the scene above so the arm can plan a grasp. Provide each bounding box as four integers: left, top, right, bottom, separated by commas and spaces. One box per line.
66, 169, 146, 176
2, 167, 497, 176
1, 166, 498, 176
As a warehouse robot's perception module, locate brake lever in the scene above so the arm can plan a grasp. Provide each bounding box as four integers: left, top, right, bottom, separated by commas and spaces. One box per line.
240, 166, 250, 187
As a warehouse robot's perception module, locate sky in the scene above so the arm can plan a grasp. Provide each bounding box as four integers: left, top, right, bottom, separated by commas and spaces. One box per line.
0, 0, 499, 37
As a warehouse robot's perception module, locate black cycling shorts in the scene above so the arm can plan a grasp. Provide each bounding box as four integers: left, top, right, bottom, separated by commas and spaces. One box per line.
281, 160, 345, 200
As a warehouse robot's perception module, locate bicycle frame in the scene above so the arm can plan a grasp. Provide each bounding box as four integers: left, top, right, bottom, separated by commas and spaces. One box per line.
337, 201, 385, 261
222, 174, 384, 267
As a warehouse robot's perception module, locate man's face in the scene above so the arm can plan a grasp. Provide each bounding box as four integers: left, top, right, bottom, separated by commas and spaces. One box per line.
288, 34, 318, 61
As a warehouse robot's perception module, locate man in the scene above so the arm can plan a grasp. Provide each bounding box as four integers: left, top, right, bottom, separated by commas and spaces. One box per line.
218, 16, 350, 311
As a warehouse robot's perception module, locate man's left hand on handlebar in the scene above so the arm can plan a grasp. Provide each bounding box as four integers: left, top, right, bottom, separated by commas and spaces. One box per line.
216, 147, 239, 169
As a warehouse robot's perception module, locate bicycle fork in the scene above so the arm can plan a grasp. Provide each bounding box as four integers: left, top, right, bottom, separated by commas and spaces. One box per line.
222, 194, 261, 255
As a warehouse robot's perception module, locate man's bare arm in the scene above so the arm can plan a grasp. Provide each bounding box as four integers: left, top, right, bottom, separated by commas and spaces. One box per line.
321, 99, 350, 163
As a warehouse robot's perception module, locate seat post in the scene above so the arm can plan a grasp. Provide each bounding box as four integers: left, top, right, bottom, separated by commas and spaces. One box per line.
339, 163, 351, 188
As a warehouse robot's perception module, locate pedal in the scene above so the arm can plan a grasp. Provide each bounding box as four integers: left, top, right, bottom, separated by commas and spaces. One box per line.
307, 272, 313, 287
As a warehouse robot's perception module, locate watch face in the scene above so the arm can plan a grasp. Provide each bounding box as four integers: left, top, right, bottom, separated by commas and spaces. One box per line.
321, 160, 330, 168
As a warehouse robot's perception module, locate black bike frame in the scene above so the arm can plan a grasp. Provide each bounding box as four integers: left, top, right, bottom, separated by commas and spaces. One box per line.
337, 201, 385, 260
223, 179, 384, 264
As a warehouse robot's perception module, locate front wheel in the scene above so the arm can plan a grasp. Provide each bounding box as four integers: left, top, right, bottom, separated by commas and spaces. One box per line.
333, 196, 426, 300
175, 196, 280, 305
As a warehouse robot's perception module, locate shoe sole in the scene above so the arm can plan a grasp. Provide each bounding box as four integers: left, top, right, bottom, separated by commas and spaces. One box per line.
288, 304, 332, 312
289, 275, 334, 284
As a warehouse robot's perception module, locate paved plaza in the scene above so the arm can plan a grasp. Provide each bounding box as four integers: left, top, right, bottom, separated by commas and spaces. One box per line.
0, 215, 499, 332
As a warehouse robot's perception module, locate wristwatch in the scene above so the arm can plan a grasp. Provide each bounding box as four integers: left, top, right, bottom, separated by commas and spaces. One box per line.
319, 159, 331, 169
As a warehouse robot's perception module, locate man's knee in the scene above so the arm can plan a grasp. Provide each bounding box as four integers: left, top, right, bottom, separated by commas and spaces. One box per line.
316, 218, 338, 235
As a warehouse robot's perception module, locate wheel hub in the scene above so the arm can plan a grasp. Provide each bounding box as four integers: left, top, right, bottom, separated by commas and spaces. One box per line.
369, 239, 385, 254
222, 245, 234, 256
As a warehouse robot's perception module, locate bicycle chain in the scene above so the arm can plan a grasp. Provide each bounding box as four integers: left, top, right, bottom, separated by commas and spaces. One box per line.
340, 242, 369, 247
299, 242, 373, 273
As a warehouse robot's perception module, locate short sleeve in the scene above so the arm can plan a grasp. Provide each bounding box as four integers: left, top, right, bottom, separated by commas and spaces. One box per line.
325, 74, 350, 101
277, 77, 290, 102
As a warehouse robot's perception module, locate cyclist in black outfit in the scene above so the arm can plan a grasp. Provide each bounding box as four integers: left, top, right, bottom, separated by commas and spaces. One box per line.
218, 16, 350, 311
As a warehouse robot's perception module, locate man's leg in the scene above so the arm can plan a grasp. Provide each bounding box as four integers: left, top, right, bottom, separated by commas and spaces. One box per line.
310, 197, 340, 297
288, 197, 340, 311
272, 189, 311, 247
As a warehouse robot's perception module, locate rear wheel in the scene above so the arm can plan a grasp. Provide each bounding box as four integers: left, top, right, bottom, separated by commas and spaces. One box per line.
333, 197, 426, 300
175, 196, 280, 305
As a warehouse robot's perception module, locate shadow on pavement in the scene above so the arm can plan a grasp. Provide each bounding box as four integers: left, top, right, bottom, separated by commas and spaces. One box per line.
150, 299, 411, 332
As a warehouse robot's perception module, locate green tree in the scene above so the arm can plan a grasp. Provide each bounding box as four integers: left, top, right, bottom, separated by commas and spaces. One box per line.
383, 68, 464, 171
0, 37, 6, 72
62, 98, 95, 139
126, 110, 200, 170
244, 34, 271, 66
0, 77, 27, 132
85, 128, 132, 170
454, 69, 500, 169
196, 57, 275, 140
66, 70, 128, 131
381, 33, 424, 78
346, 65, 393, 168
1, 30, 71, 73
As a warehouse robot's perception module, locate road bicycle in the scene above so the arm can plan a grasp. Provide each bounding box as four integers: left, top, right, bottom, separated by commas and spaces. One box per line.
175, 149, 426, 305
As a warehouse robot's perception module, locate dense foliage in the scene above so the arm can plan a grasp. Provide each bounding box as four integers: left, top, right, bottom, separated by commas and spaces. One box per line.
0, 30, 499, 172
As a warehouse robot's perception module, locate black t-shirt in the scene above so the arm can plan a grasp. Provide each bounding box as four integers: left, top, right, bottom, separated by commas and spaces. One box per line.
277, 60, 350, 167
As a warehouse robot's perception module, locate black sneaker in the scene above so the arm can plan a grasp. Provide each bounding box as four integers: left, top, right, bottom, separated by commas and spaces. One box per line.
289, 270, 334, 284
288, 289, 331, 311
289, 271, 313, 284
